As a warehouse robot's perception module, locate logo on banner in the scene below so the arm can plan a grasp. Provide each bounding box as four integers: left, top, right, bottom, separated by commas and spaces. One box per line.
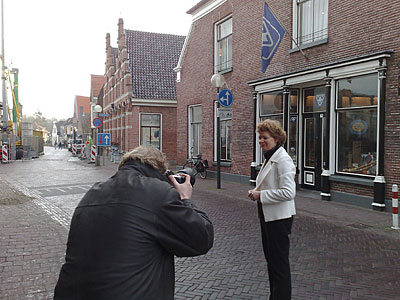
261, 3, 285, 73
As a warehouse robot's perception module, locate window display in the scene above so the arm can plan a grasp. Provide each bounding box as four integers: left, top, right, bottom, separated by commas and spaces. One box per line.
336, 74, 378, 176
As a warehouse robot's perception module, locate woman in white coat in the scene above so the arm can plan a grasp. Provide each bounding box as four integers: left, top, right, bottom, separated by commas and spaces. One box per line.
248, 119, 296, 300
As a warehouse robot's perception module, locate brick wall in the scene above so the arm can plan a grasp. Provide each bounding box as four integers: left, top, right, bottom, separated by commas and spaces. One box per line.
331, 182, 373, 198
178, 0, 400, 201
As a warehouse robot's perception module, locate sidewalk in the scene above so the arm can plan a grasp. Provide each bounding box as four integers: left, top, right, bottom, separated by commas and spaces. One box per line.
81, 154, 400, 241
1, 154, 399, 299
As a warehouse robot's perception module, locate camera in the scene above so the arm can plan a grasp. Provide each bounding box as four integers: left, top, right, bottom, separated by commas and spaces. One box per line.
165, 168, 196, 186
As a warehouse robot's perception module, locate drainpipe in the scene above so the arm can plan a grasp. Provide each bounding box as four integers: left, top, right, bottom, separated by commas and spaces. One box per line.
372, 64, 387, 211
321, 73, 332, 201
250, 90, 258, 186
282, 81, 289, 149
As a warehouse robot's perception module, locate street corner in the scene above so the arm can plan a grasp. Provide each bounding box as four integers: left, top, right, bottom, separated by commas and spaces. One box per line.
0, 179, 33, 205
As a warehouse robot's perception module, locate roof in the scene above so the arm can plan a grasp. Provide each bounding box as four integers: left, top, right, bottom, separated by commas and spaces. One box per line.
186, 0, 211, 14
90, 74, 105, 99
125, 29, 185, 100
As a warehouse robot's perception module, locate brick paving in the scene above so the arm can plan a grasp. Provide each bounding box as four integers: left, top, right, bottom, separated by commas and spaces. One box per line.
1, 149, 400, 299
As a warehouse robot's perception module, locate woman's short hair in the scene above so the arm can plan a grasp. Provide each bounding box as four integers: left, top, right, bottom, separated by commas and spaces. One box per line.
119, 146, 168, 174
256, 119, 286, 145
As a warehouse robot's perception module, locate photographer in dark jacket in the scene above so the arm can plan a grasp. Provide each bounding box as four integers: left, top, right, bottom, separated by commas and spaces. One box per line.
54, 146, 214, 300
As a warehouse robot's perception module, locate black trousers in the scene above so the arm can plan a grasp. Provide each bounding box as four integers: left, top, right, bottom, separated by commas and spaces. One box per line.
258, 204, 293, 300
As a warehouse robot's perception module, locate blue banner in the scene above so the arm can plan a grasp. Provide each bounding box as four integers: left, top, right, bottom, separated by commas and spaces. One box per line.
261, 3, 285, 73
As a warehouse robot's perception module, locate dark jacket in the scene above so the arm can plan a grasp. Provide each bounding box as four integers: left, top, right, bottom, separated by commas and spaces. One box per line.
54, 160, 214, 300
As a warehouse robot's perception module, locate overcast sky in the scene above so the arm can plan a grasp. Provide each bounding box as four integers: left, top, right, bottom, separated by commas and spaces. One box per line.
2, 0, 198, 120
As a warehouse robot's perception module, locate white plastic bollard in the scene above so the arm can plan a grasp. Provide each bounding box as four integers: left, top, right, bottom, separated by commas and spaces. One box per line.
2, 145, 8, 163
391, 184, 399, 230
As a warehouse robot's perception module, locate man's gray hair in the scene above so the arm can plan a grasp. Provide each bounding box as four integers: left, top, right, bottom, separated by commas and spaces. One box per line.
118, 146, 168, 174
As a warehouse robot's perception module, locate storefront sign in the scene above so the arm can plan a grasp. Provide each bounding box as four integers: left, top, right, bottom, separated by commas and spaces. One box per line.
315, 94, 325, 107
349, 120, 368, 135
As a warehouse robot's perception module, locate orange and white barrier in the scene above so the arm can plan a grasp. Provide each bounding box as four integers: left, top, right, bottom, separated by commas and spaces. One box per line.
392, 184, 399, 230
90, 145, 97, 163
2, 144, 8, 163
72, 144, 77, 156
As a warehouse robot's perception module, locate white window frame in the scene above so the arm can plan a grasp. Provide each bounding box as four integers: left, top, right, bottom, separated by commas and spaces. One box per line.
139, 113, 162, 151
334, 73, 379, 178
214, 15, 232, 74
188, 105, 202, 158
292, 0, 328, 48
214, 101, 232, 162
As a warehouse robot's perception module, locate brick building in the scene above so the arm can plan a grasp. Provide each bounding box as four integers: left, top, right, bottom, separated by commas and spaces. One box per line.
73, 95, 90, 138
176, 0, 400, 210
101, 18, 185, 164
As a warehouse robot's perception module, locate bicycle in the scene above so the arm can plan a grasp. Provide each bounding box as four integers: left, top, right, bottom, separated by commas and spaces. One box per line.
183, 153, 209, 179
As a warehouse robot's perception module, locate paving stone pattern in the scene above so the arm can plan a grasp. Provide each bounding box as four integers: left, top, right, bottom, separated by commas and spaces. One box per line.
1, 148, 400, 299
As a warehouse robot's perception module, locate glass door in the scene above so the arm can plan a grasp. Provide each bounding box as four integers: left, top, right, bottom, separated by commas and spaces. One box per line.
302, 113, 325, 190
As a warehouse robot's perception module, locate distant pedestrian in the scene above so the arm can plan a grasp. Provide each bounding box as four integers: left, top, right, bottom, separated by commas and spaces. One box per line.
248, 119, 296, 300
54, 142, 57, 150
58, 142, 62, 149
54, 145, 214, 300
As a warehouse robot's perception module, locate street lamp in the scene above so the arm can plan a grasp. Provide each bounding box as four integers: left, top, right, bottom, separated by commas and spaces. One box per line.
211, 73, 225, 189
94, 104, 102, 113
93, 104, 103, 166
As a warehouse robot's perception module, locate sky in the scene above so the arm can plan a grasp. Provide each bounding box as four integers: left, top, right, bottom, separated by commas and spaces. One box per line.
2, 0, 199, 120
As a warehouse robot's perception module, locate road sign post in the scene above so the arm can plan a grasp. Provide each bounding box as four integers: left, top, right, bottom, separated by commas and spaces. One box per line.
216, 88, 234, 189
218, 89, 234, 107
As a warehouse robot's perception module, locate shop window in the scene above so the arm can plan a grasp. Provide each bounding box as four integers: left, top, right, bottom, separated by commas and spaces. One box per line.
215, 17, 232, 73
140, 114, 161, 150
259, 91, 283, 162
295, 0, 328, 46
338, 74, 378, 108
336, 74, 378, 176
189, 105, 202, 157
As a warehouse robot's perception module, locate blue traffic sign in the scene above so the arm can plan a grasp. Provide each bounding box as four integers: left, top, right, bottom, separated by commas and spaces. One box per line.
93, 117, 103, 128
97, 133, 111, 147
218, 89, 234, 107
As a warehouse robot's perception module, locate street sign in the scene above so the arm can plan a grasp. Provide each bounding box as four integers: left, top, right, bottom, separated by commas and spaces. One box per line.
218, 89, 234, 107
97, 133, 111, 147
93, 117, 103, 128
98, 113, 110, 117
217, 108, 233, 118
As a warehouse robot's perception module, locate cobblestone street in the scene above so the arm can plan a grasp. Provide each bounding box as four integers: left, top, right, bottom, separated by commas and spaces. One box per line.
1, 147, 400, 299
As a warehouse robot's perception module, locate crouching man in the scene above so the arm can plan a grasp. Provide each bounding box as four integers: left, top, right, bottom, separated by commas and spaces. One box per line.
54, 146, 214, 300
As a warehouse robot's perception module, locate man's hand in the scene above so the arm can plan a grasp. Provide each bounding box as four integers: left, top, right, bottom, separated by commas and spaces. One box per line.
169, 174, 193, 200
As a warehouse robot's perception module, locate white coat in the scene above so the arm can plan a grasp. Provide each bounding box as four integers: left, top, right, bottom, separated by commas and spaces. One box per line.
255, 147, 296, 222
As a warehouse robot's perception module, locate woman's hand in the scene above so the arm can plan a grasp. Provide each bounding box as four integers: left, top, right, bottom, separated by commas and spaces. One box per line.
248, 189, 260, 201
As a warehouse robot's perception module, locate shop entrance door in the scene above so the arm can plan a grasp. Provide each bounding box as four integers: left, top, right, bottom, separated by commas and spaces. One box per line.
302, 113, 326, 190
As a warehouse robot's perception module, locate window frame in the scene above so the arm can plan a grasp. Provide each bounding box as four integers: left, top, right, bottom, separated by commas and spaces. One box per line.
139, 113, 162, 150
214, 15, 232, 74
214, 101, 232, 162
335, 73, 379, 177
292, 0, 329, 49
188, 105, 202, 158
258, 90, 284, 164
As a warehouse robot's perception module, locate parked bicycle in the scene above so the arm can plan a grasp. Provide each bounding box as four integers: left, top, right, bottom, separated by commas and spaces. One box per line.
183, 153, 209, 179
